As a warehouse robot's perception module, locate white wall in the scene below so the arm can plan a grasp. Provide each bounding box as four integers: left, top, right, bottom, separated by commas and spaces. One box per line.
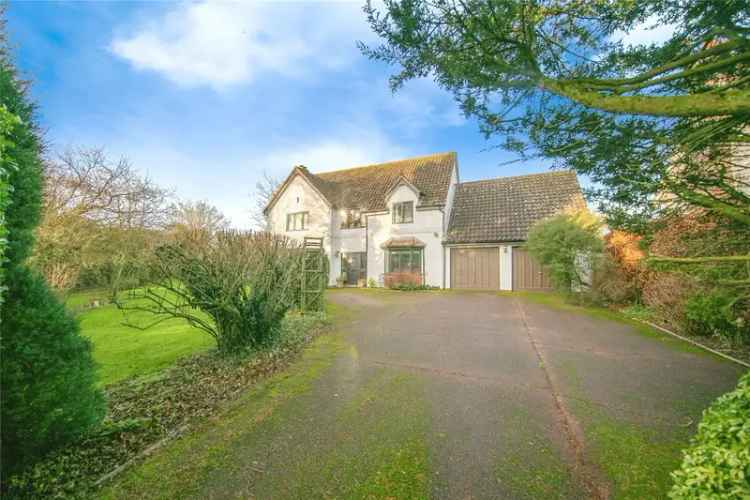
268, 161, 459, 288
443, 164, 459, 233
267, 174, 335, 283
330, 209, 366, 282
500, 245, 513, 290
366, 184, 445, 287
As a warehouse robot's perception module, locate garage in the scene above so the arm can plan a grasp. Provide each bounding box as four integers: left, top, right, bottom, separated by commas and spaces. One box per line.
512, 247, 553, 291
446, 171, 584, 292
450, 247, 499, 289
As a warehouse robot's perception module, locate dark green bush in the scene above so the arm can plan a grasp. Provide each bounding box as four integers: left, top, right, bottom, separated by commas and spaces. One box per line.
683, 289, 749, 345
1, 267, 106, 474
670, 371, 750, 499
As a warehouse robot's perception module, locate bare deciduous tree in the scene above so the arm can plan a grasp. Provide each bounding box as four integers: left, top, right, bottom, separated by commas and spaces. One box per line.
44, 147, 172, 229
249, 171, 280, 230
168, 199, 229, 245
34, 147, 173, 292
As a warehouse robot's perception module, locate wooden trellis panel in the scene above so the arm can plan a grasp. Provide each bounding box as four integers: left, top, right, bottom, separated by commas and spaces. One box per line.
301, 237, 326, 312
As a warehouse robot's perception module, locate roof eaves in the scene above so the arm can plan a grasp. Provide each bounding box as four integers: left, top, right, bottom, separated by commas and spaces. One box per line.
263, 166, 332, 215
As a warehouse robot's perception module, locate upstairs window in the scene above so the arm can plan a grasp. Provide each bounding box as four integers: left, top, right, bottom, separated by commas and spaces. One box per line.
286, 211, 308, 231
392, 201, 414, 224
341, 209, 363, 229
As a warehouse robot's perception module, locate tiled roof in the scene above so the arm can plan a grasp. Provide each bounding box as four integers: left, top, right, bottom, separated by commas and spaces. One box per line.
267, 152, 456, 214
446, 171, 586, 244
380, 236, 427, 248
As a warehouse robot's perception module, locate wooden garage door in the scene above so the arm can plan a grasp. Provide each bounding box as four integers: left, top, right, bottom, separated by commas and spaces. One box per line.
451, 247, 499, 289
512, 247, 553, 291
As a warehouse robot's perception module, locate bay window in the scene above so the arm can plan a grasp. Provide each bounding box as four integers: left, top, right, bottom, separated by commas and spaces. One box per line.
387, 248, 423, 274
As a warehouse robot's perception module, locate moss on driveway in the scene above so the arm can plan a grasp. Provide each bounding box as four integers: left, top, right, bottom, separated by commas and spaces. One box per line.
101, 290, 743, 499
102, 307, 432, 500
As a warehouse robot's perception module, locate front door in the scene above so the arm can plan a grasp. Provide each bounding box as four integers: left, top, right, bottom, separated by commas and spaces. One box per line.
342, 252, 366, 285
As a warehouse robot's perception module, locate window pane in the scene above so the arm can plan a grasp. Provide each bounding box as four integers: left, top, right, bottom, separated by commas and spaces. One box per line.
393, 252, 404, 273
411, 249, 421, 273
404, 202, 413, 222
393, 202, 414, 224
388, 249, 423, 273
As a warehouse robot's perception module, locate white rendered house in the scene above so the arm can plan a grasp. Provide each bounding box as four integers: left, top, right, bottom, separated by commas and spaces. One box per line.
264, 152, 585, 290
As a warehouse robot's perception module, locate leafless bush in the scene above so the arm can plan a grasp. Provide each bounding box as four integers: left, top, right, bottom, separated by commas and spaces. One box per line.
115, 231, 307, 354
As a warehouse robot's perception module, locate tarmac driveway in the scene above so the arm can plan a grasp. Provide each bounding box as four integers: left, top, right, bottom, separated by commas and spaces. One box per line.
106, 290, 745, 500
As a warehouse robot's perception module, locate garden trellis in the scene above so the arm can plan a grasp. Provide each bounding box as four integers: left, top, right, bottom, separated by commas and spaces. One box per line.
301, 236, 326, 312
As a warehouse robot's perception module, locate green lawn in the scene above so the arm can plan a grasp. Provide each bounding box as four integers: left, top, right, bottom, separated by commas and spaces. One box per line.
67, 289, 214, 386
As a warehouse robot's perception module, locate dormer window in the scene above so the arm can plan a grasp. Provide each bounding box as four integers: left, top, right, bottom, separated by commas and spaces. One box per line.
341, 209, 363, 229
392, 201, 414, 224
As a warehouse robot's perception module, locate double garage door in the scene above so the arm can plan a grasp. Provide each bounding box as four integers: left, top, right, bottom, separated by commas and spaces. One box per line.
450, 246, 552, 291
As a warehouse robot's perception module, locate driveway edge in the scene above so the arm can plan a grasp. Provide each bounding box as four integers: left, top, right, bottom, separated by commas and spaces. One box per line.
513, 298, 610, 500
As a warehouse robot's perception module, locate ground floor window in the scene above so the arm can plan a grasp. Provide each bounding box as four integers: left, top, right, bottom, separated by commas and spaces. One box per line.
387, 247, 423, 274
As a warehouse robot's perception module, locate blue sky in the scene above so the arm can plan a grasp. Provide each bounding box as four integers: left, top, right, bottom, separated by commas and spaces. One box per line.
6, 1, 673, 227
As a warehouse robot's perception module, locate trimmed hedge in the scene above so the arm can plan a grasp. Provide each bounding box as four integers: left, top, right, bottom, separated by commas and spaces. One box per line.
670, 371, 750, 499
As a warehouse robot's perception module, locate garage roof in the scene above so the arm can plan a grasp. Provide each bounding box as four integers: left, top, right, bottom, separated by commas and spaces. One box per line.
446, 171, 586, 244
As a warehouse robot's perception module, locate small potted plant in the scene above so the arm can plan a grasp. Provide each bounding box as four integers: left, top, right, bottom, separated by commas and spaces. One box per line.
357, 277, 367, 288
336, 272, 346, 287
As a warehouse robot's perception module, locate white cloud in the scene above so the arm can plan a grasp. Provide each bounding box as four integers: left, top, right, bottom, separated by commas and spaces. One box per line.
614, 15, 676, 47
111, 1, 374, 89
